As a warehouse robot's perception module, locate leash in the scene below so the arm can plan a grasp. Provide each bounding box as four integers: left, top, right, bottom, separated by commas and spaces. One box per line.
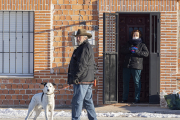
54, 78, 99, 93
55, 85, 72, 92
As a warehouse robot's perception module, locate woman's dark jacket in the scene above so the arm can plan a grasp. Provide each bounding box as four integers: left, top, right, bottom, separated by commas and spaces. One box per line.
121, 41, 149, 70
67, 40, 95, 84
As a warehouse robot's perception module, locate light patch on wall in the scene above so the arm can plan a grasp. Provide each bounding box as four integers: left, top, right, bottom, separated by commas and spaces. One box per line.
50, 3, 55, 73
72, 31, 95, 46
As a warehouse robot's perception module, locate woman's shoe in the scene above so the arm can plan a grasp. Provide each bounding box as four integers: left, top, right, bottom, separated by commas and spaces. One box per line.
120, 100, 127, 103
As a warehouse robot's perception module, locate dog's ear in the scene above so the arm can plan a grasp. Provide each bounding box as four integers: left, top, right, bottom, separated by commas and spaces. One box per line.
41, 82, 47, 86
52, 83, 56, 86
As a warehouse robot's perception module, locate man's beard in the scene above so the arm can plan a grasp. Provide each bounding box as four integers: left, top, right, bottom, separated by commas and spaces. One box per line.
77, 41, 83, 46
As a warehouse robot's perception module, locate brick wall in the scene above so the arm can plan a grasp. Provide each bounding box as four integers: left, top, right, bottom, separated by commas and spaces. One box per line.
0, 0, 54, 107
1, 0, 180, 107
0, 0, 99, 107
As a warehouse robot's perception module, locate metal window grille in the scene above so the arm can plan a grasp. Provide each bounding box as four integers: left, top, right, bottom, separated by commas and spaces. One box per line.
0, 11, 34, 76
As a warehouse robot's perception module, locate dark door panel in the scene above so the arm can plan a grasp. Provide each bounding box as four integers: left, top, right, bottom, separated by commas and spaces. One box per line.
118, 14, 150, 103
103, 13, 119, 104
149, 13, 160, 104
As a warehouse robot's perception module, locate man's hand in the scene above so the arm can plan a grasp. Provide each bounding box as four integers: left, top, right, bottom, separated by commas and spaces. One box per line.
74, 79, 79, 84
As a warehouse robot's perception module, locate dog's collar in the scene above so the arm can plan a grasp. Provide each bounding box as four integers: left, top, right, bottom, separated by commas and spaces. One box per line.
43, 92, 54, 95
41, 92, 54, 102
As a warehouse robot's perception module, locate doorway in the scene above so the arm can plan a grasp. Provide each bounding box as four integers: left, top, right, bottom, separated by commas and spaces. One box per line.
118, 14, 150, 103
103, 12, 160, 104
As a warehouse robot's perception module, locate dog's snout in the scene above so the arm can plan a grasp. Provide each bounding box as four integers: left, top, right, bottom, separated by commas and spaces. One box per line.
47, 89, 49, 92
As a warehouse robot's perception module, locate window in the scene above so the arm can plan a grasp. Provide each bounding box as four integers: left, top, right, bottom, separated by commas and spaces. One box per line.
0, 11, 34, 76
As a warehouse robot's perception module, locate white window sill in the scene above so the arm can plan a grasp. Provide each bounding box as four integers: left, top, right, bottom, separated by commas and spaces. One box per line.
0, 75, 34, 78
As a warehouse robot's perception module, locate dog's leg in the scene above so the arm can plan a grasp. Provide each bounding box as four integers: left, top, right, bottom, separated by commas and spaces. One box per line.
33, 107, 42, 120
25, 100, 36, 120
50, 107, 54, 120
44, 106, 49, 120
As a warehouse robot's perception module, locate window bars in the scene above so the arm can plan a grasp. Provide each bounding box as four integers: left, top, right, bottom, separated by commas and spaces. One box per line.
0, 11, 34, 75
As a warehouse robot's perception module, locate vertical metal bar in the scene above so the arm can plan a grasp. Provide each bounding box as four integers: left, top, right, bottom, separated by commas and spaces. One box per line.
28, 12, 30, 73
33, 11, 34, 74
15, 11, 17, 73
150, 14, 152, 53
103, 13, 106, 104
109, 14, 110, 52
9, 11, 10, 73
116, 13, 119, 102
2, 11, 4, 73
154, 15, 155, 53
22, 11, 23, 74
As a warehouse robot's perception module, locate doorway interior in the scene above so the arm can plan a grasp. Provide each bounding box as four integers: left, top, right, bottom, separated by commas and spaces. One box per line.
118, 14, 150, 103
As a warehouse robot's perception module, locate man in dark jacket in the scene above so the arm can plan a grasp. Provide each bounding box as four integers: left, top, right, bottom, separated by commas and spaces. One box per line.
68, 29, 97, 120
121, 29, 149, 104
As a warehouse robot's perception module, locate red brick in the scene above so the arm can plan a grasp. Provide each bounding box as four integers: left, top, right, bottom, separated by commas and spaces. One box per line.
26, 90, 32, 94
3, 90, 8, 94
14, 79, 19, 83
12, 84, 17, 89
15, 90, 19, 94
66, 5, 71, 9
18, 84, 22, 89
23, 84, 28, 89
0, 95, 5, 99
26, 79, 32, 83
66, 100, 71, 105
72, 5, 83, 9
6, 95, 11, 99
52, 0, 57, 4
68, 95, 73, 99
54, 5, 60, 9
23, 95, 29, 100
12, 95, 17, 100
0, 84, 5, 89
3, 100, 8, 105
9, 90, 14, 94
14, 100, 19, 105
29, 84, 34, 89
17, 95, 22, 99
0, 90, 2, 94
32, 90, 36, 94
20, 79, 26, 83
20, 90, 25, 94
26, 100, 31, 105
58, 0, 63, 4
9, 100, 13, 105
6, 84, 11, 89
20, 100, 25, 105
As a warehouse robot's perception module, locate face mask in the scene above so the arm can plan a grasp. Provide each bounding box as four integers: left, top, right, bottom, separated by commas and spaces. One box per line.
133, 37, 139, 39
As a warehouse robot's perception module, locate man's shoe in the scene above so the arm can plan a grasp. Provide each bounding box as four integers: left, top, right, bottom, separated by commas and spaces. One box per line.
120, 100, 127, 103
132, 100, 140, 104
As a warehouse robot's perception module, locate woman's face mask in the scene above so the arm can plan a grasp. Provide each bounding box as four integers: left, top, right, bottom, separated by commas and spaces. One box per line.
132, 32, 140, 39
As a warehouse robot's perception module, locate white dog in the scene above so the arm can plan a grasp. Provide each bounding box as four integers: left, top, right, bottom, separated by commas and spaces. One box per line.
25, 82, 56, 120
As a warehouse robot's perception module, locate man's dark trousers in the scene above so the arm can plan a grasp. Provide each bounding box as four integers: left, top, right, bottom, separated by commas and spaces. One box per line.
122, 68, 142, 101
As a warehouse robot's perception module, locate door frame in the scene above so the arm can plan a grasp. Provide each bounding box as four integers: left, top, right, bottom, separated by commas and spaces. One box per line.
115, 12, 161, 104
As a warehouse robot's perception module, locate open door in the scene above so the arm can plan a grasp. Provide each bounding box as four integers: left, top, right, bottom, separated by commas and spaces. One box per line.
149, 12, 160, 104
103, 13, 119, 104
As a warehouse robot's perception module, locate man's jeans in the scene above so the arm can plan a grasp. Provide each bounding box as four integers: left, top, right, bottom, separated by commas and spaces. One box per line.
72, 84, 97, 120
122, 68, 142, 101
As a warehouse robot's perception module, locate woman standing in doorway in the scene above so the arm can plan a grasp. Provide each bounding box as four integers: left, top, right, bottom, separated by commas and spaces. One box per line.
121, 29, 149, 104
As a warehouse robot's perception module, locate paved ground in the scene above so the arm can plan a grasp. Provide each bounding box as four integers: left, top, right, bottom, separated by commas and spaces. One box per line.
1, 118, 180, 120
0, 104, 180, 120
